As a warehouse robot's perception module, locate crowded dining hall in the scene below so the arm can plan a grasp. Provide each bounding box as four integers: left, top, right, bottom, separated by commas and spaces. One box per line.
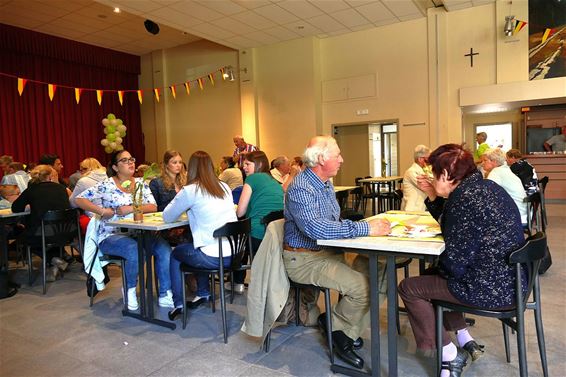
1, 0, 565, 376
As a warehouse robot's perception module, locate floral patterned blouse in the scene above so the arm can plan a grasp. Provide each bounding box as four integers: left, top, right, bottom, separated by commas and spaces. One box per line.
77, 177, 156, 243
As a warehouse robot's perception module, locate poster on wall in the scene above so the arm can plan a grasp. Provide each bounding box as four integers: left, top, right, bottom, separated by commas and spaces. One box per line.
529, 0, 566, 80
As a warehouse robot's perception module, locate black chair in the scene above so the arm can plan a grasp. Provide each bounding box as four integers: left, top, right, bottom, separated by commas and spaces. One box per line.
340, 186, 365, 221
260, 211, 334, 364
537, 176, 548, 227
23, 208, 83, 294
86, 252, 127, 308
356, 176, 377, 216
432, 232, 548, 377
180, 218, 253, 343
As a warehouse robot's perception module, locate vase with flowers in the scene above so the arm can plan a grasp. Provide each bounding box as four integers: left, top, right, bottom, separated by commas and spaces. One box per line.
121, 163, 160, 222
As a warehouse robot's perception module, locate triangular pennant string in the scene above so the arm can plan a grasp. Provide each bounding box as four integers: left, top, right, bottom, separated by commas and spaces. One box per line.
17, 78, 27, 96
541, 28, 553, 44
96, 90, 103, 105
513, 20, 527, 35
154, 88, 160, 102
169, 86, 176, 99
137, 90, 143, 104
75, 88, 82, 104
48, 84, 56, 101
220, 68, 225, 81
184, 82, 190, 95
197, 78, 204, 90
208, 73, 215, 86
117, 90, 124, 106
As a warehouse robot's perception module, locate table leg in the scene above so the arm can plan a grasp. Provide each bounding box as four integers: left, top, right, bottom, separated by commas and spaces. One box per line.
370, 254, 381, 376
144, 231, 155, 318
386, 255, 398, 376
137, 230, 147, 316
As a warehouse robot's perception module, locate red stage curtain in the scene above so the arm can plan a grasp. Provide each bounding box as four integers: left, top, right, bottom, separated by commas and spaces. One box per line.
0, 23, 144, 178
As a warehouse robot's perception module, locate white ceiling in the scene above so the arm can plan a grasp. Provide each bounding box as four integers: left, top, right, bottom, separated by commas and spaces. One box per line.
0, 0, 494, 56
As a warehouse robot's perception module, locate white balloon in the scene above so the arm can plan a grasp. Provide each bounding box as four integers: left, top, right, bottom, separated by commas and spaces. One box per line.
100, 139, 109, 146
118, 125, 126, 132
116, 144, 124, 151
109, 142, 117, 149
115, 137, 122, 144
109, 119, 118, 127
114, 131, 121, 137
102, 118, 109, 126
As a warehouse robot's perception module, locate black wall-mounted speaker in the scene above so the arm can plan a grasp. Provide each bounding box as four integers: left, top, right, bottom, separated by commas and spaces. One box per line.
144, 20, 160, 35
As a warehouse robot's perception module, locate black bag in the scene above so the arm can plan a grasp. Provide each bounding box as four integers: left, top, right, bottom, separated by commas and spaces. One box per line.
538, 246, 552, 275
0, 270, 17, 299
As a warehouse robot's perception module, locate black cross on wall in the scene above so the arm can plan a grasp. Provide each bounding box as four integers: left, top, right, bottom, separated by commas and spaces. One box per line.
465, 48, 479, 67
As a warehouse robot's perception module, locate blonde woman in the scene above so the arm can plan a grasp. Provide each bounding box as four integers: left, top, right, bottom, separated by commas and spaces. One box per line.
12, 165, 71, 281
149, 150, 187, 211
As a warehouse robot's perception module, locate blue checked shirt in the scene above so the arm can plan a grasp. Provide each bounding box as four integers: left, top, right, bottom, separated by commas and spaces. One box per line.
284, 168, 370, 250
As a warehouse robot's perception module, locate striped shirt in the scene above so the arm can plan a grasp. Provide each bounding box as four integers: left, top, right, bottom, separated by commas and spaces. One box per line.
233, 143, 258, 168
284, 168, 369, 250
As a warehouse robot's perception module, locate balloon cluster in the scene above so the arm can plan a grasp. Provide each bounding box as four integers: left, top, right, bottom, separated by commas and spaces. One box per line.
100, 113, 127, 154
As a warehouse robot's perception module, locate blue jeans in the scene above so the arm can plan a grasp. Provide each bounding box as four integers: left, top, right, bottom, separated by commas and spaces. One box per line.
99, 233, 172, 296
170, 243, 231, 307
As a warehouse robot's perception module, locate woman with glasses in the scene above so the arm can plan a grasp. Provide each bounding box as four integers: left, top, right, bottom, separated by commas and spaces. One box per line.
69, 158, 108, 234
76, 150, 173, 311
163, 151, 237, 319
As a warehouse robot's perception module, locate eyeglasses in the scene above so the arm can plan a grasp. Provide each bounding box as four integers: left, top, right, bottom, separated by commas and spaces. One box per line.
117, 157, 136, 164
79, 167, 88, 172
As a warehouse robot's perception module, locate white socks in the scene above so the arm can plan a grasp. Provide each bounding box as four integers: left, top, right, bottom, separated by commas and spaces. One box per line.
441, 342, 458, 377
456, 328, 474, 347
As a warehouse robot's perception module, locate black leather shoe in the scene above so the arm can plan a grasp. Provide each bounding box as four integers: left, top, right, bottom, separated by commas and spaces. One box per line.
318, 313, 364, 350
441, 348, 469, 377
332, 330, 364, 369
462, 340, 485, 361
187, 296, 209, 310
168, 307, 182, 321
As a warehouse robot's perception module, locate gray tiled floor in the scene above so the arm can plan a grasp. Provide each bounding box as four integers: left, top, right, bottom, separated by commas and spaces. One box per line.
1, 204, 564, 376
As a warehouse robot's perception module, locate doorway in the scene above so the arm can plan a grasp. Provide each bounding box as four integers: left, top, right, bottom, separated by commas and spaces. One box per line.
333, 121, 399, 185
475, 123, 513, 151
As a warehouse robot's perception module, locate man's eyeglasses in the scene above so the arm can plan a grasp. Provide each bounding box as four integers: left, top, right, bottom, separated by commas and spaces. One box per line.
117, 157, 136, 164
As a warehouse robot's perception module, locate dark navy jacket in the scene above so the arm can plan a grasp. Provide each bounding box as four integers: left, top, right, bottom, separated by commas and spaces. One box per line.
149, 178, 178, 212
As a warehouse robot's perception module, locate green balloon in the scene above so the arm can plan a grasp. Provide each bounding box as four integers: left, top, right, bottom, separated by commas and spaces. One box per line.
106, 125, 116, 133
107, 133, 116, 142
119, 131, 126, 137
107, 113, 116, 120
104, 146, 113, 153
116, 119, 123, 125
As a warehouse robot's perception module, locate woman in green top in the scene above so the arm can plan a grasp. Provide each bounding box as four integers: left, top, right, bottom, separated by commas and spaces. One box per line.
232, 151, 284, 292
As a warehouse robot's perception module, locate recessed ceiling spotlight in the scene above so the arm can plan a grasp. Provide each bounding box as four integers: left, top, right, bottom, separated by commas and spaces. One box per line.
296, 25, 304, 30
98, 14, 107, 19
113, 7, 121, 13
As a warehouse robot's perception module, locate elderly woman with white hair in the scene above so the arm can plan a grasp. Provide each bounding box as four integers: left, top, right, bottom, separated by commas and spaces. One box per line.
482, 148, 528, 226
401, 144, 431, 211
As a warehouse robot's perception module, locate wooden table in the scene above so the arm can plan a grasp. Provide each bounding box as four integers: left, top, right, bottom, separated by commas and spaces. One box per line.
107, 212, 189, 330
334, 186, 358, 193
357, 176, 403, 215
317, 211, 444, 377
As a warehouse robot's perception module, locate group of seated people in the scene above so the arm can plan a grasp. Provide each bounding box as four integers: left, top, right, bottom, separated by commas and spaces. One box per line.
1, 133, 536, 377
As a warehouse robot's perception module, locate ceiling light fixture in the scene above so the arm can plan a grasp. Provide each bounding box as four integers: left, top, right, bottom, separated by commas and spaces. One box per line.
113, 7, 120, 13
223, 66, 235, 82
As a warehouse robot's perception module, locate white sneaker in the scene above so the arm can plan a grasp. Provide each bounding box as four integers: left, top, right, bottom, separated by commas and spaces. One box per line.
126, 287, 139, 311
224, 282, 245, 294
158, 290, 174, 308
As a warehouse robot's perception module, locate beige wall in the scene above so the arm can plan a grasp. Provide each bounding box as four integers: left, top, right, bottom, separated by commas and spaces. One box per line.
139, 40, 240, 164
140, 0, 538, 174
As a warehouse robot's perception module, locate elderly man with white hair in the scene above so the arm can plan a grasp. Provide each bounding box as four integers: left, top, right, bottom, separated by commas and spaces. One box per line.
270, 155, 291, 184
283, 135, 391, 370
401, 145, 431, 211
482, 148, 528, 225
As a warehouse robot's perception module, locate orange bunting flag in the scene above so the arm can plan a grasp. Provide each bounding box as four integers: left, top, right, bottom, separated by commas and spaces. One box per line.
513, 20, 527, 35
137, 90, 143, 104
154, 88, 160, 102
48, 84, 56, 101
208, 73, 215, 86
541, 28, 553, 44
184, 82, 190, 95
169, 86, 176, 99
117, 90, 124, 106
96, 90, 103, 105
197, 78, 204, 90
74, 88, 82, 104
220, 68, 225, 80
17, 78, 27, 96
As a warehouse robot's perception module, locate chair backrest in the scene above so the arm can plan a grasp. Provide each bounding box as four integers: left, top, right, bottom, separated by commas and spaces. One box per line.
392, 189, 403, 210
538, 176, 548, 194
507, 232, 546, 308
261, 210, 284, 228
38, 208, 80, 247
335, 190, 349, 210
350, 186, 363, 212
232, 185, 243, 205
214, 218, 252, 269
